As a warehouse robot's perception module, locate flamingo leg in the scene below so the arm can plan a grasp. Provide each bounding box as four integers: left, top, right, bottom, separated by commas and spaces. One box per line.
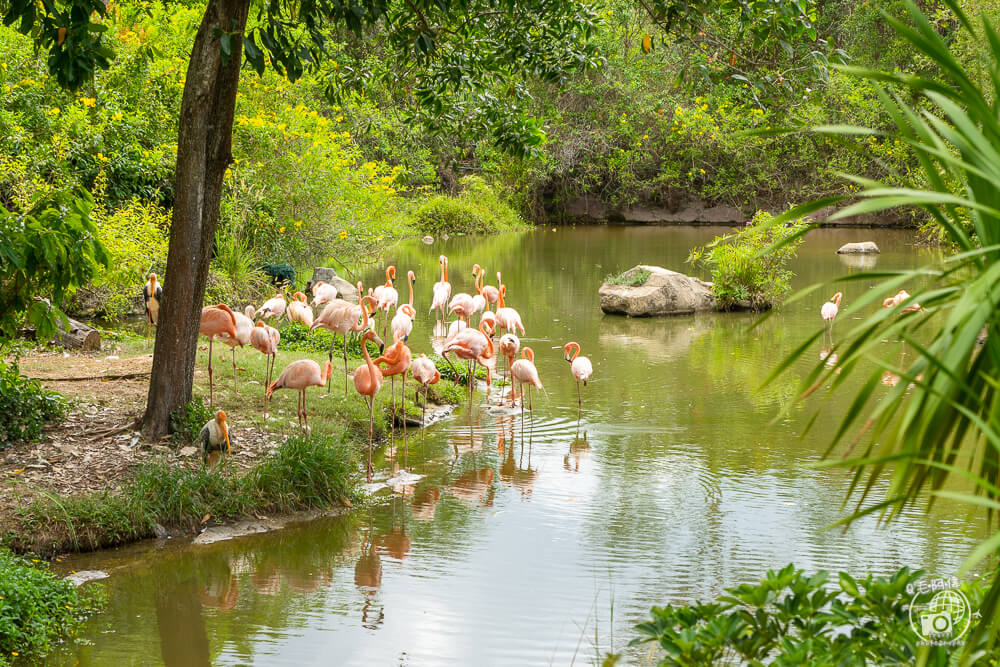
519, 381, 525, 440
577, 381, 582, 412
303, 389, 309, 433
232, 346, 238, 394
327, 334, 336, 393
402, 371, 408, 469
367, 396, 375, 481
343, 334, 350, 395
421, 384, 427, 460
390, 374, 396, 461
208, 338, 214, 407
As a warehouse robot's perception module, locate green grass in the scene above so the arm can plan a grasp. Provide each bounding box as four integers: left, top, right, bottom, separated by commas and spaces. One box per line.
0, 547, 104, 660
604, 268, 651, 287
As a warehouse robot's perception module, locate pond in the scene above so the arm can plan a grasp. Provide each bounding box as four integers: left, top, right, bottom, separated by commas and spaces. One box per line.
56, 225, 984, 665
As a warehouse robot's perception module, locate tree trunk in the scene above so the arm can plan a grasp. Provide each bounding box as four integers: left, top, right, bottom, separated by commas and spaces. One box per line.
142, 0, 249, 436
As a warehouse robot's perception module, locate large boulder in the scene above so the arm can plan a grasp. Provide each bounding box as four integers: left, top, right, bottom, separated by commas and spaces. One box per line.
307, 267, 358, 303
599, 265, 716, 317
836, 241, 880, 254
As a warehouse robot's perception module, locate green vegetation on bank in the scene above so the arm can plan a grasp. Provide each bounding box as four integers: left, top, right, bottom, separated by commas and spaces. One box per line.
0, 361, 64, 449
605, 268, 651, 287
0, 547, 104, 662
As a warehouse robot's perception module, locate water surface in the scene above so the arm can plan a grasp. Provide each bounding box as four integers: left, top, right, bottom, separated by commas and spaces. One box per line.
58, 225, 984, 665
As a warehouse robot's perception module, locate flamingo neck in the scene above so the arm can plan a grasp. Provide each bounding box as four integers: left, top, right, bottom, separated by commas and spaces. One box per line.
443, 259, 448, 284
567, 343, 580, 361
360, 296, 375, 329
362, 336, 376, 378
408, 272, 414, 307
498, 287, 506, 309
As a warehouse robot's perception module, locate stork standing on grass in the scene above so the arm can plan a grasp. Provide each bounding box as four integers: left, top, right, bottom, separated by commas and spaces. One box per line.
143, 273, 163, 339
201, 410, 232, 466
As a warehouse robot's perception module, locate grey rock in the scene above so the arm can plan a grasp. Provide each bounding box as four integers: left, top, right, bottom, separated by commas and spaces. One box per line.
421, 235, 435, 244
330, 276, 358, 302
65, 570, 108, 587
836, 241, 880, 254
154, 523, 169, 538
599, 265, 716, 317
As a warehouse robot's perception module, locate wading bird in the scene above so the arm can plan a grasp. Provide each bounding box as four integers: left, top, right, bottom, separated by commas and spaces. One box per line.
495, 279, 525, 336
821, 292, 842, 344
257, 294, 287, 320
200, 304, 238, 406
375, 330, 413, 464
430, 256, 452, 328
510, 347, 543, 421
287, 291, 315, 328
883, 289, 923, 313
312, 292, 379, 393
250, 321, 280, 417
267, 358, 334, 432
563, 341, 593, 411
448, 290, 474, 323
498, 333, 520, 405
353, 329, 384, 481
223, 307, 254, 393
375, 266, 398, 339
471, 264, 487, 320
311, 280, 338, 306
142, 273, 162, 338
442, 319, 496, 401
391, 304, 417, 343
410, 354, 440, 449
200, 410, 232, 466
479, 267, 499, 311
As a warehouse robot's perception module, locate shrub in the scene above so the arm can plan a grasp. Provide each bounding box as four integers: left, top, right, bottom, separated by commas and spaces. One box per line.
248, 435, 357, 509
605, 267, 651, 287
0, 548, 104, 659
0, 362, 64, 449
687, 210, 807, 311
631, 564, 989, 665
408, 175, 526, 235
169, 397, 214, 445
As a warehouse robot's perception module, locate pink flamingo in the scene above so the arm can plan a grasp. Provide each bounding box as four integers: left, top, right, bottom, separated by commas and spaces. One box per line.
495, 279, 525, 335
471, 264, 487, 320
267, 358, 334, 432
479, 268, 499, 311
883, 289, 923, 313
312, 292, 378, 393
410, 354, 440, 449
222, 308, 254, 393
448, 291, 474, 323
375, 266, 398, 339
250, 321, 280, 417
200, 304, 237, 406
563, 341, 593, 411
353, 329, 384, 480
498, 333, 520, 405
374, 330, 413, 464
311, 281, 338, 306
821, 292, 842, 344
287, 292, 314, 328
510, 347, 543, 420
443, 319, 496, 400
257, 294, 287, 319
390, 270, 417, 341
430, 256, 452, 327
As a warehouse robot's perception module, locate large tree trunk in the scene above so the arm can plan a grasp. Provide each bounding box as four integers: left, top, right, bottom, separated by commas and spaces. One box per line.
142, 0, 249, 437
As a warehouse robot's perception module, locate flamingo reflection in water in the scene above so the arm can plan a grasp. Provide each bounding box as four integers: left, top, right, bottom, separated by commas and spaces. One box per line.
564, 430, 591, 473
355, 514, 384, 630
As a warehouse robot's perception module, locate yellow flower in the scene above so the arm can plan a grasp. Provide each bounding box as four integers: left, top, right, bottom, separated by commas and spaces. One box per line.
699, 168, 706, 174
279, 226, 286, 233
112, 112, 123, 121
339, 231, 348, 240
80, 97, 96, 108
294, 221, 302, 227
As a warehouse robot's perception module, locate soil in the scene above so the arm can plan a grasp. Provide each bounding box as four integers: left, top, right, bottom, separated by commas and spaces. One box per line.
1, 350, 283, 514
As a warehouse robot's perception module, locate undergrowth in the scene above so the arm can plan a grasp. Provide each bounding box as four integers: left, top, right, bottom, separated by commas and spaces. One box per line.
605, 268, 651, 287
0, 361, 65, 450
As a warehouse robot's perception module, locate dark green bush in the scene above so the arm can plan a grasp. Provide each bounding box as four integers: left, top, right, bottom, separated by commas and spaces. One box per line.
0, 362, 64, 449
408, 176, 526, 235
0, 548, 104, 659
169, 397, 214, 445
249, 435, 357, 509
687, 210, 807, 311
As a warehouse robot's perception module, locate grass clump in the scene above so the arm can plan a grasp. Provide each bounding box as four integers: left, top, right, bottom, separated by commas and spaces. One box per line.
6, 435, 358, 556
605, 267, 651, 287
169, 397, 215, 445
0, 361, 65, 450
408, 176, 526, 236
687, 210, 807, 311
278, 322, 370, 356
0, 547, 104, 660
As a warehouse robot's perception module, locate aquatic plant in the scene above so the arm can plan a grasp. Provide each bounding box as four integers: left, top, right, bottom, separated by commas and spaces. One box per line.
604, 268, 651, 287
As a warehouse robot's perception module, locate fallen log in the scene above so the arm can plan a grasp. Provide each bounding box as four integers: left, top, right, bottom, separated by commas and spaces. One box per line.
55, 318, 101, 351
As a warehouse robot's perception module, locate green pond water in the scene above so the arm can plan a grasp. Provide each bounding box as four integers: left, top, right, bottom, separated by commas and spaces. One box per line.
55, 225, 985, 665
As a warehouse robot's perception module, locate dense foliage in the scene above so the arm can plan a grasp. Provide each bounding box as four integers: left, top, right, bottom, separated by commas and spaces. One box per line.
631, 564, 989, 665
0, 362, 64, 449
0, 548, 104, 660
688, 210, 807, 310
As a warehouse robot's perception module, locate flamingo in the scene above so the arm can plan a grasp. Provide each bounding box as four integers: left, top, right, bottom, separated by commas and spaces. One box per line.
448, 291, 474, 323
471, 264, 487, 320
883, 289, 923, 313
479, 268, 499, 311
200, 410, 232, 466
510, 347, 543, 421
200, 304, 237, 406
498, 333, 520, 405
563, 341, 593, 411
495, 279, 525, 335
375, 266, 398, 339
821, 292, 842, 344
222, 308, 254, 393
374, 330, 413, 465
311, 292, 379, 393
430, 255, 452, 327
267, 358, 334, 432
257, 294, 287, 319
250, 321, 280, 417
353, 329, 384, 481
410, 354, 440, 449
442, 319, 496, 400
287, 292, 315, 328
142, 273, 162, 338
391, 304, 417, 343
311, 280, 338, 306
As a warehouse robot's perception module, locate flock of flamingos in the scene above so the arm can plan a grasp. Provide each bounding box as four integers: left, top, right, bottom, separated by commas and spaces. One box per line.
145, 256, 594, 479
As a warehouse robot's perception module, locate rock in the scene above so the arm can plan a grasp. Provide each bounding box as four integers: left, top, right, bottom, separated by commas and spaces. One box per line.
64, 570, 108, 587
193, 519, 285, 545
599, 265, 716, 317
836, 241, 880, 254
421, 235, 434, 244
179, 446, 198, 457
330, 276, 358, 302
306, 267, 337, 293
154, 523, 169, 538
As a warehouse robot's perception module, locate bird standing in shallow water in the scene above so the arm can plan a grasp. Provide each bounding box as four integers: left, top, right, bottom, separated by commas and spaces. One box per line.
563, 341, 593, 412
430, 256, 452, 332
142, 273, 162, 339
498, 333, 520, 405
353, 329, 384, 481
410, 354, 440, 453
821, 292, 842, 345
375, 330, 413, 466
200, 410, 232, 466
510, 347, 543, 424
267, 358, 334, 432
